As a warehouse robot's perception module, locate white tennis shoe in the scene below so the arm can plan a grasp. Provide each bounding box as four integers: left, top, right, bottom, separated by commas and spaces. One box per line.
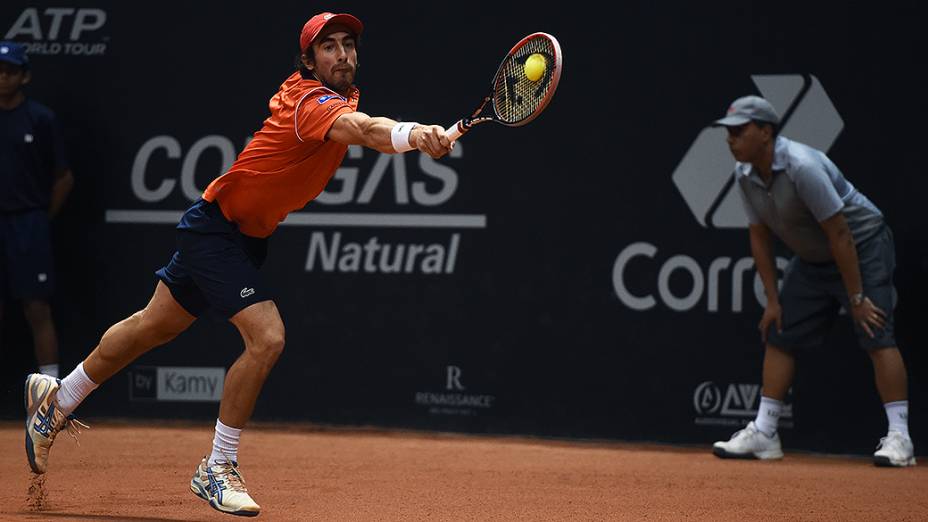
24, 373, 89, 474
712, 421, 784, 460
873, 431, 916, 467
190, 456, 261, 517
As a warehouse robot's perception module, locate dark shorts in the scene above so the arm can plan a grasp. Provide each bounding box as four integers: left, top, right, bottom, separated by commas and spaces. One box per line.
0, 209, 55, 300
155, 199, 270, 319
767, 225, 897, 351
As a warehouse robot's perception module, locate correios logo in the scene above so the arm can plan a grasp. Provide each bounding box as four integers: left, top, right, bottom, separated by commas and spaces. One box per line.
672, 74, 844, 228
5, 8, 109, 56
612, 75, 841, 313
612, 242, 787, 312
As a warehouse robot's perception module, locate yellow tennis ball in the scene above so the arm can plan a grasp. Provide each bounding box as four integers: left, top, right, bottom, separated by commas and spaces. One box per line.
524, 53, 546, 82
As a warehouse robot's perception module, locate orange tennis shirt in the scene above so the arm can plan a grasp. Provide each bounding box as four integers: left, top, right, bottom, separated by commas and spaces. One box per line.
202, 72, 360, 238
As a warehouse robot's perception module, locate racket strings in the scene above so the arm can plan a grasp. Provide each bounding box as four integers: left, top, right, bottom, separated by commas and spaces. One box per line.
493, 37, 557, 124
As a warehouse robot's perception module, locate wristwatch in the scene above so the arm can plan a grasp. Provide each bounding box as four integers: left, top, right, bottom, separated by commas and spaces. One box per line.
849, 293, 864, 307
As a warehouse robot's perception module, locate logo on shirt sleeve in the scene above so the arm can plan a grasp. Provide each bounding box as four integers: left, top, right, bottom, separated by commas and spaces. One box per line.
317, 94, 347, 104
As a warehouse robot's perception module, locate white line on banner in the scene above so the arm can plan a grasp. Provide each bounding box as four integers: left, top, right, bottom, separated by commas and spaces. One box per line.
104, 210, 487, 229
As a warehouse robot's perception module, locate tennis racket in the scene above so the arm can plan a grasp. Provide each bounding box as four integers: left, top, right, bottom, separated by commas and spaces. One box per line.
445, 32, 562, 141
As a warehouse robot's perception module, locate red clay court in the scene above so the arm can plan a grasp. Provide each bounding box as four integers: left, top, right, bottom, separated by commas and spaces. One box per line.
1, 421, 925, 521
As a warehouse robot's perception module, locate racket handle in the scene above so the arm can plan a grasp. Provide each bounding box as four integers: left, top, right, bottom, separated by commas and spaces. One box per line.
445, 121, 466, 142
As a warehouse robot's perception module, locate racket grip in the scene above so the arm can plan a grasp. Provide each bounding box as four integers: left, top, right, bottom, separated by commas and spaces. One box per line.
445, 121, 466, 142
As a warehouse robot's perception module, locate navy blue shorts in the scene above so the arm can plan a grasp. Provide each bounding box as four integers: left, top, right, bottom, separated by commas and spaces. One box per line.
155, 199, 270, 319
767, 225, 897, 351
0, 210, 55, 300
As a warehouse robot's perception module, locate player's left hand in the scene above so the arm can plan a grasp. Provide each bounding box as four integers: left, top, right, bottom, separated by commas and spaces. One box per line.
850, 297, 886, 338
413, 125, 453, 159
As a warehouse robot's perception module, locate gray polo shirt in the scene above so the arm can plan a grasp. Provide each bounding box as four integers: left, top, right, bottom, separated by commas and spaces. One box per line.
736, 136, 883, 263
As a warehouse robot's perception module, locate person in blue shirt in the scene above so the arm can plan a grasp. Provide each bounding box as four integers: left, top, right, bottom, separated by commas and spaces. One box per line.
0, 41, 73, 379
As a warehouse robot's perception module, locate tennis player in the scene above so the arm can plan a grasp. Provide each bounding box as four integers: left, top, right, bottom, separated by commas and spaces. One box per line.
24, 11, 453, 517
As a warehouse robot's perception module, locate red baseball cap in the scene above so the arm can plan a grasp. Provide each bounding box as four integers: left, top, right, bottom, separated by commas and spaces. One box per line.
300, 12, 364, 51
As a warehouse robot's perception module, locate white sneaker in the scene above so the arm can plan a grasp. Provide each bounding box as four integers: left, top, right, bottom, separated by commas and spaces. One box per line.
24, 373, 89, 474
874, 431, 916, 467
190, 457, 261, 517
712, 421, 784, 460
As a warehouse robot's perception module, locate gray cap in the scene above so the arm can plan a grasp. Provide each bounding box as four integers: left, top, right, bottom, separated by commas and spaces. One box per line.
713, 95, 779, 127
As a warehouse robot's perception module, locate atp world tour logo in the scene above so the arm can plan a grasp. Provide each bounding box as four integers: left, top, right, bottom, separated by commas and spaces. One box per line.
5, 8, 109, 56
672, 75, 844, 229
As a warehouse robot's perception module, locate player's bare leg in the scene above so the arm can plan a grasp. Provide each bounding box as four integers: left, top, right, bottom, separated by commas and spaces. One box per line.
23, 299, 59, 376
869, 346, 914, 466
26, 281, 195, 474
221, 300, 285, 427
82, 281, 196, 383
190, 299, 282, 517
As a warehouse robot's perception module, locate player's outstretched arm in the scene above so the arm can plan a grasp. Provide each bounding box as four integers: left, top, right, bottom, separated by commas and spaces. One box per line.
328, 112, 453, 159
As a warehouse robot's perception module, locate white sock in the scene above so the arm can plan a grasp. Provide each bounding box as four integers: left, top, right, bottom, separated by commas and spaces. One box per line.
39, 364, 59, 378
753, 396, 782, 437
884, 401, 910, 438
56, 362, 99, 416
208, 419, 241, 466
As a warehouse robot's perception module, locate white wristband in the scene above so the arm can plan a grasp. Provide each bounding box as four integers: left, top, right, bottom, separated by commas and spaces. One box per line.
391, 121, 418, 153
